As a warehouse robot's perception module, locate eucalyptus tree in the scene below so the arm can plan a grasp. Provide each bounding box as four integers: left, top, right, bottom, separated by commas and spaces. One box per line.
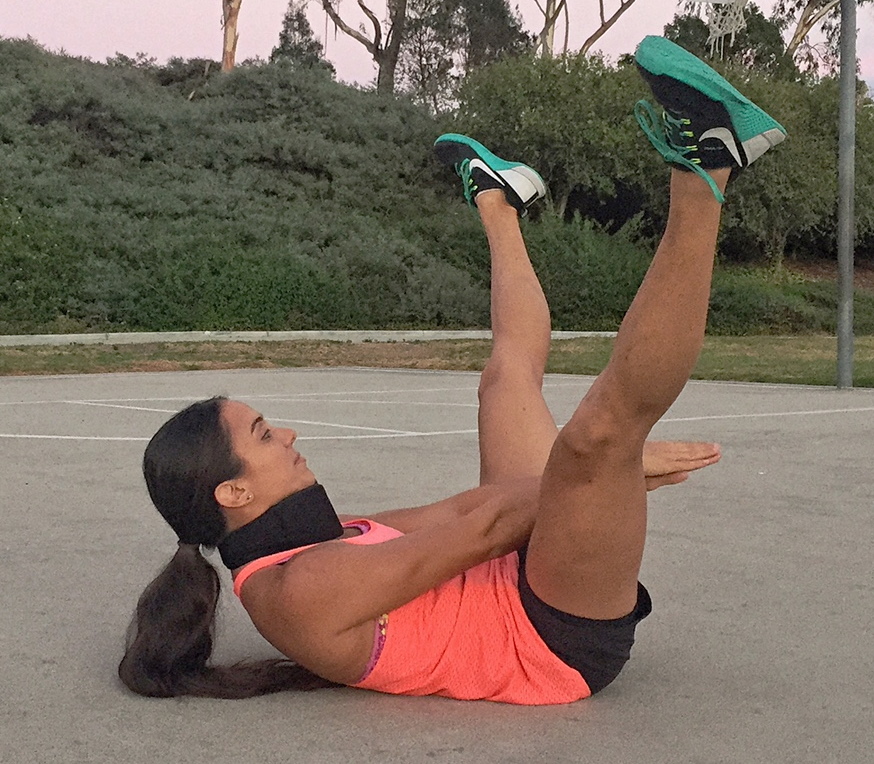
678, 0, 874, 75
319, 0, 408, 94
221, 0, 244, 71
534, 0, 640, 58
773, 0, 874, 71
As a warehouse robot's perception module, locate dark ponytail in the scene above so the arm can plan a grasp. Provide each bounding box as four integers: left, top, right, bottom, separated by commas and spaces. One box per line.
119, 397, 336, 698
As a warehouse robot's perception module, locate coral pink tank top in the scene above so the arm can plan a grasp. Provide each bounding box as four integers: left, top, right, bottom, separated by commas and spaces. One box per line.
233, 519, 591, 705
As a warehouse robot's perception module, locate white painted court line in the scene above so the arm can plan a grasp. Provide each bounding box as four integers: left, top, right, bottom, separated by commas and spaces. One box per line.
4, 401, 874, 443
68, 401, 425, 435
0, 429, 478, 442
0, 433, 149, 441
58, 402, 874, 424
0, 387, 482, 406
68, 401, 180, 415
3, 380, 874, 445
249, 386, 479, 399
298, 429, 478, 441
661, 406, 874, 423
272, 417, 419, 435
260, 398, 479, 408
0, 397, 202, 407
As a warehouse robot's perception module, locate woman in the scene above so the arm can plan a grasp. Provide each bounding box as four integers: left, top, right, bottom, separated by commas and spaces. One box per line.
119, 37, 785, 704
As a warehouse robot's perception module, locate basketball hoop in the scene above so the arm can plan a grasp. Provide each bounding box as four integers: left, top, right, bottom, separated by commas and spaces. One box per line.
691, 0, 749, 58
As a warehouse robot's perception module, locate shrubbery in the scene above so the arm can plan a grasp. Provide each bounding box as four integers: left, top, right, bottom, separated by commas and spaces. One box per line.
0, 40, 492, 332
456, 52, 874, 268
1, 38, 872, 335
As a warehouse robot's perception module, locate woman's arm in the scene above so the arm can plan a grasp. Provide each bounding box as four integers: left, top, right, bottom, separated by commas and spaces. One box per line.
314, 442, 721, 626
350, 441, 721, 533
356, 476, 539, 533
243, 480, 539, 668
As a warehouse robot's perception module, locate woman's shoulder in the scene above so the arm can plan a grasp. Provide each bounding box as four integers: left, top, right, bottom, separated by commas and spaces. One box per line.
241, 519, 404, 608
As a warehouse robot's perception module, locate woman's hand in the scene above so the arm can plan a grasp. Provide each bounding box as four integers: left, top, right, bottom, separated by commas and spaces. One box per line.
643, 440, 721, 491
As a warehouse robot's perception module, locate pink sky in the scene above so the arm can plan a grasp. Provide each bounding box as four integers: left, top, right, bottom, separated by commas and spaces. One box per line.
1, 0, 872, 84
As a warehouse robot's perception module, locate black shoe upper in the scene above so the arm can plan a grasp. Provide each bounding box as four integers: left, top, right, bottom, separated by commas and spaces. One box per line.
636, 65, 745, 170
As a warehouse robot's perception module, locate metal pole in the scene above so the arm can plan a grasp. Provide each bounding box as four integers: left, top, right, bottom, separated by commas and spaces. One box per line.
836, 0, 857, 388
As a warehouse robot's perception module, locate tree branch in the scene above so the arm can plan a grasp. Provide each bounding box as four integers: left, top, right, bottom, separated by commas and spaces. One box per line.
786, 0, 839, 57
357, 0, 383, 51
380, 0, 408, 90
545, 0, 567, 31
319, 0, 378, 56
580, 0, 638, 55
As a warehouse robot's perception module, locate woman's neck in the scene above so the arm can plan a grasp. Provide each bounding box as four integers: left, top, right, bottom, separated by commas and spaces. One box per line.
217, 483, 343, 569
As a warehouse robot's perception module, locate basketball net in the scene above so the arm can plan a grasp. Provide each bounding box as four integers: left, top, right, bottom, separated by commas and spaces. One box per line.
692, 0, 749, 58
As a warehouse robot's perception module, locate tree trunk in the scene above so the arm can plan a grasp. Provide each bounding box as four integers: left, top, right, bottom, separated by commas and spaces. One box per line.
222, 0, 243, 72
376, 0, 408, 95
767, 228, 788, 271
376, 52, 395, 94
555, 188, 569, 219
319, 0, 407, 96
538, 0, 569, 57
540, 0, 559, 57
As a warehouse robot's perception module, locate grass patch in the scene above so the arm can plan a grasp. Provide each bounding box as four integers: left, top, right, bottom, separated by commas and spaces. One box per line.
553, 336, 874, 386
2, 336, 874, 387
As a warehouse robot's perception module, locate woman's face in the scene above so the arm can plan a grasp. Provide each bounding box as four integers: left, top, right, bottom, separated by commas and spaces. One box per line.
220, 400, 316, 508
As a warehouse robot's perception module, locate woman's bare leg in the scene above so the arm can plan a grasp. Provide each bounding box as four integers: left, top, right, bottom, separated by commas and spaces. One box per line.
474, 190, 723, 490
524, 168, 730, 620
475, 191, 559, 485
436, 135, 722, 491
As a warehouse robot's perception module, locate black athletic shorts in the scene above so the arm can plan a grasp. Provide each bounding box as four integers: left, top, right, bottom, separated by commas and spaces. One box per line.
517, 546, 652, 695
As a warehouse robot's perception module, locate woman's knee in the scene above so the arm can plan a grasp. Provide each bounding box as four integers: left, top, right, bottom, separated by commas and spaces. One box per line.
550, 406, 643, 474
478, 352, 543, 403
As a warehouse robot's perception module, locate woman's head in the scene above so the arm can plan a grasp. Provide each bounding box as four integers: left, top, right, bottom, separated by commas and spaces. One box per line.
216, 399, 316, 525
143, 396, 238, 546
123, 396, 331, 698
143, 397, 316, 544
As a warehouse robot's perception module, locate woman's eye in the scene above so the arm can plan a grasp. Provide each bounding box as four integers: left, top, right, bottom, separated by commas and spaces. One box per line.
262, 429, 272, 440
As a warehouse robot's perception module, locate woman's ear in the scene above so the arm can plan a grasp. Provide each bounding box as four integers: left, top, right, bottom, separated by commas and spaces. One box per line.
214, 480, 252, 510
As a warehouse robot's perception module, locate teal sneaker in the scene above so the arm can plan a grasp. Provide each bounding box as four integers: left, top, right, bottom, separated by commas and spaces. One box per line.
434, 133, 546, 216
634, 36, 786, 202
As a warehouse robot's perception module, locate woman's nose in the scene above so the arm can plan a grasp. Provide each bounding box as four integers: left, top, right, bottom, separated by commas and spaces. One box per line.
284, 428, 297, 445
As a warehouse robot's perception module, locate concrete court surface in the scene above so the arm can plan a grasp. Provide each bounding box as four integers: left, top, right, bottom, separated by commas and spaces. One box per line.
1, 366, 872, 764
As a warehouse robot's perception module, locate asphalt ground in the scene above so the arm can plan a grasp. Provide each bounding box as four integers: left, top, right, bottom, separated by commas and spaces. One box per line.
1, 367, 872, 764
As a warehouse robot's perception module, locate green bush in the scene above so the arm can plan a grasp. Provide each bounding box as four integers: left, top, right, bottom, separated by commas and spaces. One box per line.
2, 37, 873, 337
0, 39, 494, 331
523, 214, 651, 330
0, 200, 88, 332
708, 269, 874, 335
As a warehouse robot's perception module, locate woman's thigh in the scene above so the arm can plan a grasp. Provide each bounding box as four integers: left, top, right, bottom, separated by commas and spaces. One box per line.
524, 400, 650, 621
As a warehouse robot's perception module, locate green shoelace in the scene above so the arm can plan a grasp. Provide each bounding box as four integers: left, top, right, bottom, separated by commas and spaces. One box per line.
456, 159, 478, 206
634, 99, 725, 203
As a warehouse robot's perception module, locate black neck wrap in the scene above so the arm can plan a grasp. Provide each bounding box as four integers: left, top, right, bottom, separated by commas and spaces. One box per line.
217, 483, 343, 570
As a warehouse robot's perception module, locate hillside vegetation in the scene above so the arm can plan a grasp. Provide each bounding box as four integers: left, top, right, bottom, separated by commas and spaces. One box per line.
2, 38, 874, 335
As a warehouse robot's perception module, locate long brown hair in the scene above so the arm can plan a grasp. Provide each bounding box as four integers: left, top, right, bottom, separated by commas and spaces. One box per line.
118, 396, 336, 698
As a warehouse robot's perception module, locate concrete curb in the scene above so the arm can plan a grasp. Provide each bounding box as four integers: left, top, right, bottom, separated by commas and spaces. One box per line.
0, 330, 616, 348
